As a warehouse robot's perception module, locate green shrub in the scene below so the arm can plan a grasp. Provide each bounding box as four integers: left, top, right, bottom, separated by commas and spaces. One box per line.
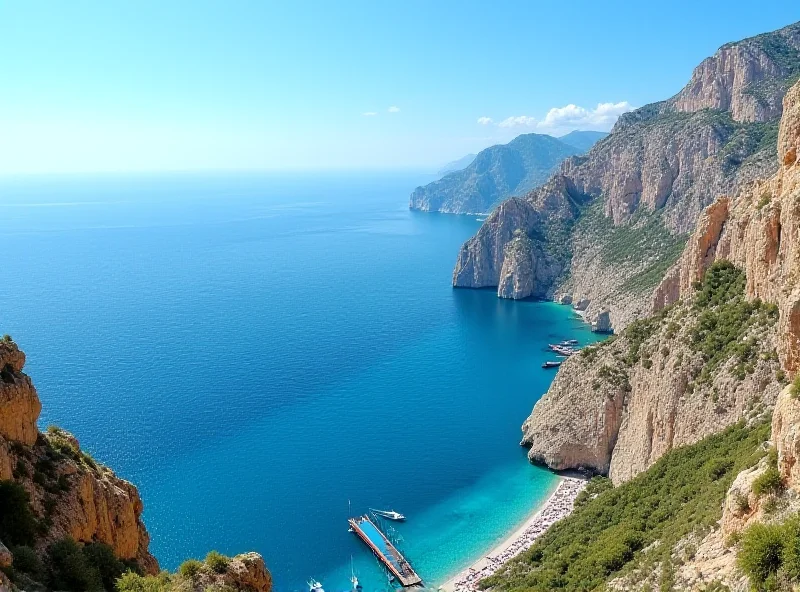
791, 375, 800, 398
47, 538, 102, 592
0, 480, 38, 546
739, 522, 790, 588
82, 542, 126, 591
116, 571, 173, 592
1, 334, 12, 343
178, 558, 203, 579
481, 420, 769, 591
752, 467, 784, 497
204, 550, 230, 574
10, 545, 43, 578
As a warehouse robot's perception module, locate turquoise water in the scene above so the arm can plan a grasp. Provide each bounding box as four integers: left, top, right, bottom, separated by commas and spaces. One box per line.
0, 172, 601, 591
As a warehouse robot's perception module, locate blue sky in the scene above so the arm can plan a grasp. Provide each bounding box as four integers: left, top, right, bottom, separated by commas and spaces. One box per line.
0, 1, 797, 173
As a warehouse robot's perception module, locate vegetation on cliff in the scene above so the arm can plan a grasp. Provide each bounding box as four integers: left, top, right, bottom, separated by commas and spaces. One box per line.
485, 420, 770, 591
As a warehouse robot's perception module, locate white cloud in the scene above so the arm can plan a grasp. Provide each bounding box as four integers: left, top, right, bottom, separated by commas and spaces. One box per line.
498, 115, 537, 128
388, 106, 400, 113
362, 111, 378, 117
486, 101, 634, 134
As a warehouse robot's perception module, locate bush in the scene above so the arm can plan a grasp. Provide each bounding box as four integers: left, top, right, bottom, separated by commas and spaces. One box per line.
10, 545, 43, 578
204, 550, 230, 574
0, 480, 38, 546
47, 538, 101, 592
791, 375, 800, 398
481, 420, 770, 591
739, 523, 784, 587
178, 558, 203, 579
82, 542, 126, 591
116, 571, 173, 592
1, 334, 12, 343
752, 467, 784, 497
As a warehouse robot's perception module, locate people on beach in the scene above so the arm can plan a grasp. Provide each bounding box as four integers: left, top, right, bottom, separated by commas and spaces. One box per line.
445, 478, 586, 592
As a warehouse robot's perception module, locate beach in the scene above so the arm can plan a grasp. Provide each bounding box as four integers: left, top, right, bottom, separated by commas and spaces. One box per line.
438, 477, 587, 592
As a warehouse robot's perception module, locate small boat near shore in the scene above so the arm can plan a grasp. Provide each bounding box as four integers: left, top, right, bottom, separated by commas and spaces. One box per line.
542, 361, 562, 369
307, 579, 324, 592
370, 508, 406, 521
548, 344, 578, 356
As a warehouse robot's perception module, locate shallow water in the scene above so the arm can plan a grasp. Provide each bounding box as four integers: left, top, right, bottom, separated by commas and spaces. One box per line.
0, 172, 601, 591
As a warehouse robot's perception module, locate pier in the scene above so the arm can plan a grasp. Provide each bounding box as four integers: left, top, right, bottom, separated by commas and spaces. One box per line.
348, 515, 422, 587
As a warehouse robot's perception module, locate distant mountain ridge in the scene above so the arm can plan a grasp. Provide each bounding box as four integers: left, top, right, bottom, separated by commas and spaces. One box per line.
558, 130, 609, 152
437, 153, 476, 176
410, 131, 606, 214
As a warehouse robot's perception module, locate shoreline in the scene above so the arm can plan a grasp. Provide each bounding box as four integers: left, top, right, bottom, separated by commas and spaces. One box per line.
437, 477, 587, 592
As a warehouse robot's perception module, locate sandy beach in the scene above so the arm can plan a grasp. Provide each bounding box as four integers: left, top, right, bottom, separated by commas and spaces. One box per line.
438, 477, 587, 592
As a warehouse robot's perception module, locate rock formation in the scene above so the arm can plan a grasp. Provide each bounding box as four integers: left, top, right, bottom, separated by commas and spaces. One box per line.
521, 75, 800, 485
654, 75, 800, 372
453, 22, 800, 331
0, 338, 272, 592
0, 339, 158, 573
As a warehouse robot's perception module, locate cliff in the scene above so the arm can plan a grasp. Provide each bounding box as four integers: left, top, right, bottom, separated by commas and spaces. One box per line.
409, 133, 586, 214
0, 337, 272, 592
654, 74, 800, 373
453, 21, 800, 330
521, 75, 800, 486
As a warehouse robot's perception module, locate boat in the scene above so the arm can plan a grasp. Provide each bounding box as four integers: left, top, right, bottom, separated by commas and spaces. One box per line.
370, 508, 406, 521
548, 344, 577, 356
350, 556, 362, 592
542, 361, 562, 368
560, 339, 578, 346
307, 579, 324, 592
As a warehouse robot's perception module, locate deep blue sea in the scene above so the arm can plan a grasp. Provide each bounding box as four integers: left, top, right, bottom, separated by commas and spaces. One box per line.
0, 172, 601, 591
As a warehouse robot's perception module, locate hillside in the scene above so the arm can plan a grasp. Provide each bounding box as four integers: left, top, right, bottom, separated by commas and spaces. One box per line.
488, 75, 800, 591
409, 133, 589, 214
453, 21, 800, 326
0, 338, 272, 592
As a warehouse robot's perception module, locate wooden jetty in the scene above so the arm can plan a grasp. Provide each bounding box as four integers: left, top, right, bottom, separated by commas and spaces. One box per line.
348, 515, 422, 587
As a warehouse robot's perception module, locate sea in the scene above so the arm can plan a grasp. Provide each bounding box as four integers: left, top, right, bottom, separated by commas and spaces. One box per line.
0, 171, 602, 592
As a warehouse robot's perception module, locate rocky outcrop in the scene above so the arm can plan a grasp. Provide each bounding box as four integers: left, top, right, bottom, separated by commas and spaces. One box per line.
453, 22, 800, 328
189, 553, 273, 592
591, 310, 612, 333
654, 77, 800, 372
772, 385, 800, 488
410, 133, 587, 214
521, 299, 782, 483
0, 338, 273, 591
672, 24, 800, 122
0, 340, 41, 446
0, 339, 157, 573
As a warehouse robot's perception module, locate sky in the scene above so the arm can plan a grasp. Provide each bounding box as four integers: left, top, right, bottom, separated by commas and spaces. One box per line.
0, 1, 798, 174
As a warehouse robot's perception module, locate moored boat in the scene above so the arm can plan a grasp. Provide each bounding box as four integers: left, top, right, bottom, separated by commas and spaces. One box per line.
542, 361, 562, 368
370, 508, 406, 521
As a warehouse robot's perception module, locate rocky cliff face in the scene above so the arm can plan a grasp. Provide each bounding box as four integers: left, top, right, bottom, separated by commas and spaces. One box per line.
0, 338, 272, 592
453, 22, 800, 331
521, 296, 782, 483
0, 339, 158, 574
654, 76, 800, 372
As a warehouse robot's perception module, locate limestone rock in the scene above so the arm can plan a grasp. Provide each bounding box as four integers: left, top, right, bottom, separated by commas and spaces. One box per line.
522, 298, 782, 484
226, 552, 273, 592
0, 340, 41, 446
557, 293, 572, 305
772, 385, 800, 489
591, 310, 612, 333
453, 23, 800, 330
654, 78, 800, 372
574, 297, 590, 311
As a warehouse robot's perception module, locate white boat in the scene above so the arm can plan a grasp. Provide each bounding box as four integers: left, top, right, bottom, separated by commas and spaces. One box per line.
370, 508, 406, 521
350, 556, 362, 591
308, 579, 324, 592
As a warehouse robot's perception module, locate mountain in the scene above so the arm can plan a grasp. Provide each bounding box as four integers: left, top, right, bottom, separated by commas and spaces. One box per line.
453, 21, 800, 327
437, 153, 476, 176
558, 130, 609, 152
409, 133, 592, 214
0, 337, 272, 592
500, 77, 800, 591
